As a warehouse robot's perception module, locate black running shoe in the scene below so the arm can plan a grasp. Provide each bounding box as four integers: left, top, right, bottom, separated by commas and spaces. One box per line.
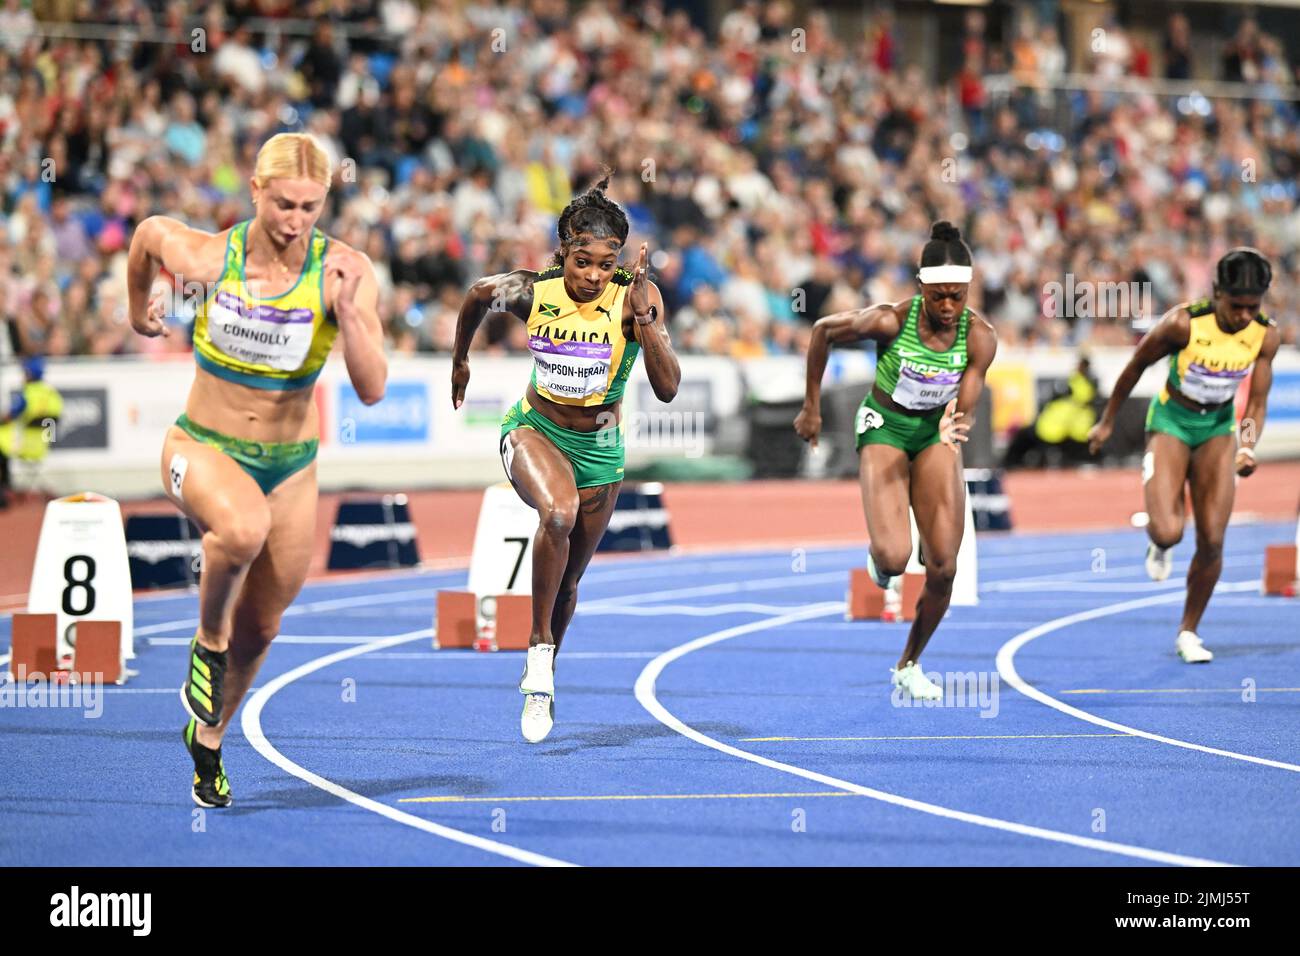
181, 634, 226, 727
183, 718, 232, 808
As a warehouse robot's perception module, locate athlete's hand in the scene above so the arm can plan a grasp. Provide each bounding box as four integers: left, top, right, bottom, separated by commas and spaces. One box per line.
1235, 447, 1257, 477
939, 398, 968, 453
628, 242, 652, 318
794, 403, 822, 447
451, 358, 470, 410
131, 285, 171, 338
328, 254, 366, 325
1087, 420, 1113, 456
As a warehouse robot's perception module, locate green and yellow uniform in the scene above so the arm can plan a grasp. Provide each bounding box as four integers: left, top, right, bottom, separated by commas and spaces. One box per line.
1146, 299, 1272, 448
856, 295, 969, 458
182, 220, 334, 493
501, 265, 640, 488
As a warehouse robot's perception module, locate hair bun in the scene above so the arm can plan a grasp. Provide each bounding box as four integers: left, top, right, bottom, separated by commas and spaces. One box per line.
930, 221, 961, 242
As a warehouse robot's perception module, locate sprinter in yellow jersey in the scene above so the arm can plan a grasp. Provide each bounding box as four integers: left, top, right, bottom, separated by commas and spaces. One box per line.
126, 133, 387, 806
1089, 248, 1280, 663
452, 173, 681, 743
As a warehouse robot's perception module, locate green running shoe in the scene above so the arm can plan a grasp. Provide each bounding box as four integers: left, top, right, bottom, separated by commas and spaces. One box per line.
181, 634, 226, 727
183, 718, 232, 808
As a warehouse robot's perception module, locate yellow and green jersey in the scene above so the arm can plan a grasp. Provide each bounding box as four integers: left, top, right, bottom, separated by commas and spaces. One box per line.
1163, 299, 1272, 406
192, 220, 336, 390
526, 265, 640, 407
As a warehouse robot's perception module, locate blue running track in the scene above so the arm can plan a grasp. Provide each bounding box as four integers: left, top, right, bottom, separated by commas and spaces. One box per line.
2, 521, 1296, 866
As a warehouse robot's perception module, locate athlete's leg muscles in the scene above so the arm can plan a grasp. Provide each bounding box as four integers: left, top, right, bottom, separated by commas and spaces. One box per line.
860, 443, 912, 575
194, 463, 318, 749
502, 427, 579, 646
1182, 433, 1236, 634
160, 426, 271, 653
550, 480, 621, 653
901, 441, 965, 668
1144, 432, 1191, 549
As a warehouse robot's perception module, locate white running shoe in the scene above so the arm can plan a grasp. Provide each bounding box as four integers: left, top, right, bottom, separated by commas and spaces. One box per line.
1175, 630, 1213, 663
867, 551, 894, 590
519, 644, 555, 696
891, 661, 943, 701
1145, 542, 1173, 582
520, 644, 556, 743
521, 693, 554, 743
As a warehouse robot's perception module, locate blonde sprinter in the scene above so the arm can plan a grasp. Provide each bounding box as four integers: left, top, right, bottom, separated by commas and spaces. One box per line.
127, 133, 387, 807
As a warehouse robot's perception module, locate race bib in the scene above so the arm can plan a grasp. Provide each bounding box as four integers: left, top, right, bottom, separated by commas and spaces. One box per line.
206, 290, 316, 371
530, 335, 613, 400
1179, 362, 1247, 406
856, 405, 884, 435
891, 361, 962, 411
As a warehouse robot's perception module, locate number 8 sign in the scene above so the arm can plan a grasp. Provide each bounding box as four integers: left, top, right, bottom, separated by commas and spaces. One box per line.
27, 493, 135, 663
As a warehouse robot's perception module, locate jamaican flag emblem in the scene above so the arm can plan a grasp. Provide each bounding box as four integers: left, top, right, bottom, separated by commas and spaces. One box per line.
539, 302, 561, 318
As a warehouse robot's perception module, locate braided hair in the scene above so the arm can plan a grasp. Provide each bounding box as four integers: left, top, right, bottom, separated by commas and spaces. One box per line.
1214, 247, 1271, 295
550, 168, 630, 267
918, 220, 972, 270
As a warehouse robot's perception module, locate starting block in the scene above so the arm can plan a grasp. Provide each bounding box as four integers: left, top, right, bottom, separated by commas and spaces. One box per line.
1262, 545, 1298, 596
9, 613, 124, 683
70, 620, 123, 685
9, 613, 58, 679
846, 570, 923, 622
434, 591, 532, 651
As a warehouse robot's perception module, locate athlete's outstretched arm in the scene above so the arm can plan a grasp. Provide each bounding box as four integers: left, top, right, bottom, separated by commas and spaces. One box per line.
628, 244, 679, 403
795, 302, 902, 446
126, 216, 225, 337
328, 247, 387, 406
940, 313, 998, 452
1236, 324, 1281, 477
451, 270, 535, 409
1087, 306, 1189, 455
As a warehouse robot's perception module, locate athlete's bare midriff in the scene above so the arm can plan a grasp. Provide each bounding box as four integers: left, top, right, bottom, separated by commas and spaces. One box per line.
184, 365, 320, 443
525, 381, 621, 433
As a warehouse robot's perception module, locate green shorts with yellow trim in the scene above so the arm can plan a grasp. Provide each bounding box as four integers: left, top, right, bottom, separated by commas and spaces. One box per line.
500, 397, 624, 489
176, 414, 318, 495
1145, 394, 1236, 449
854, 392, 945, 460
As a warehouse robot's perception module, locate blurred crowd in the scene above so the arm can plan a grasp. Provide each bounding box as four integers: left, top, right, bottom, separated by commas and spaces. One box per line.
0, 0, 1297, 365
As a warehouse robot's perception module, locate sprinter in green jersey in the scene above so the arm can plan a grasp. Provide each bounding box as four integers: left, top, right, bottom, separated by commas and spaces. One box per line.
795, 221, 997, 700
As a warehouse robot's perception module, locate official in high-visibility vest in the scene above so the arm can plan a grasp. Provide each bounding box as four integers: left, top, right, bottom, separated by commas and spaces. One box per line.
0, 356, 63, 507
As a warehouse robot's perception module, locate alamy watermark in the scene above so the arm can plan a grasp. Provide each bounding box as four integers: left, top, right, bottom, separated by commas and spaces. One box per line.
891, 670, 1000, 717
594, 410, 707, 458
1, 666, 103, 718
1043, 276, 1153, 321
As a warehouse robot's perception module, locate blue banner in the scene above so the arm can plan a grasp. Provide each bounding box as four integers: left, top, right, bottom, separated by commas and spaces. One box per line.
337, 381, 430, 444
1266, 369, 1300, 422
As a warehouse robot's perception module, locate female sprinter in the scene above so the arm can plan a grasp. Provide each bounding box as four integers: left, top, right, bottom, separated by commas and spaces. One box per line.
795, 221, 997, 700
451, 174, 680, 743
1087, 248, 1279, 662
127, 133, 387, 806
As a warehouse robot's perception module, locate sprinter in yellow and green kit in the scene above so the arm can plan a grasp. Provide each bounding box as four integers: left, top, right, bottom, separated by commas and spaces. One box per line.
126, 133, 388, 808
451, 171, 681, 744
1089, 248, 1281, 664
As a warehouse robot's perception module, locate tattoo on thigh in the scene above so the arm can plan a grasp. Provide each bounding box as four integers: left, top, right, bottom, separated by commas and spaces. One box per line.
581, 483, 613, 514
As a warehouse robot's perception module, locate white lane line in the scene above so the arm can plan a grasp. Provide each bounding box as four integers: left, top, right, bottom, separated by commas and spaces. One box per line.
577, 602, 814, 617
983, 554, 1260, 591
150, 635, 405, 646
583, 571, 845, 608
240, 627, 575, 868
634, 603, 1231, 867
363, 651, 658, 661
996, 581, 1300, 773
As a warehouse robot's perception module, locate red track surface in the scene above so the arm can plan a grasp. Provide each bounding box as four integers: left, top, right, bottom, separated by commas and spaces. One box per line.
3, 463, 1298, 605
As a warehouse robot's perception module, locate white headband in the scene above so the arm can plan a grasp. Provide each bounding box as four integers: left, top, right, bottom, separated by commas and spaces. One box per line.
917, 265, 973, 284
